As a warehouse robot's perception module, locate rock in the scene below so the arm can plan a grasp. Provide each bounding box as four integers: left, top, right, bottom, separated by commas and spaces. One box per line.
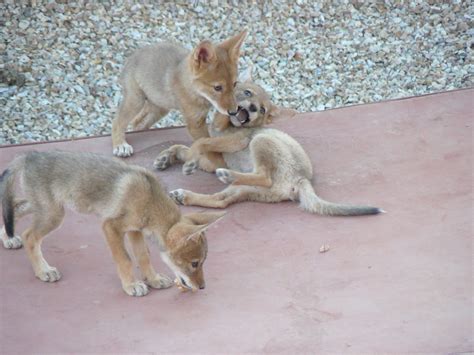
18, 20, 29, 30
0, 2, 470, 145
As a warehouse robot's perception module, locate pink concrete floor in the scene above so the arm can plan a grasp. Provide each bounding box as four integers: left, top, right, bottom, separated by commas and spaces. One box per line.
0, 89, 472, 353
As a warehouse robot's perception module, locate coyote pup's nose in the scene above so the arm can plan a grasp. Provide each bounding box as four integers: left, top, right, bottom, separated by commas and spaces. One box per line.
199, 284, 205, 290
228, 109, 238, 116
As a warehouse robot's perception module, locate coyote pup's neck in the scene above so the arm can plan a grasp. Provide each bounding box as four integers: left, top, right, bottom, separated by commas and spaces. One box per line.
174, 59, 211, 110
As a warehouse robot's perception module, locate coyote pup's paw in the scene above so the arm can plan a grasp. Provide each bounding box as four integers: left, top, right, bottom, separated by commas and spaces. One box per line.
182, 159, 199, 175
169, 189, 186, 205
124, 281, 149, 297
113, 143, 134, 157
216, 168, 235, 184
3, 236, 23, 249
145, 274, 173, 289
36, 266, 61, 282
154, 151, 172, 170
1, 233, 23, 249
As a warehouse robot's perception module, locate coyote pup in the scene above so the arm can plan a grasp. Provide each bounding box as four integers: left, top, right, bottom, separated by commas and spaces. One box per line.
112, 31, 247, 157
161, 76, 383, 216
0, 151, 224, 296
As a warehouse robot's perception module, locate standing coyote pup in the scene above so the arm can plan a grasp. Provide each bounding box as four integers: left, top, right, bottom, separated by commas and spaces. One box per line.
0, 151, 224, 296
163, 77, 383, 216
112, 31, 247, 157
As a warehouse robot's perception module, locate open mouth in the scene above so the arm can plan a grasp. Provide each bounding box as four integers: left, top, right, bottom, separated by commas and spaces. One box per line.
230, 106, 250, 126
180, 277, 190, 289
175, 276, 193, 291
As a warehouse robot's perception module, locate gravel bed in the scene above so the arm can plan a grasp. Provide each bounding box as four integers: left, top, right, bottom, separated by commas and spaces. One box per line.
1, 1, 472, 145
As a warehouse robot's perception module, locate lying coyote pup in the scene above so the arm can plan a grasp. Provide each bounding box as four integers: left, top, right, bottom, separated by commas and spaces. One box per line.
112, 31, 247, 158
162, 78, 383, 216
0, 151, 224, 296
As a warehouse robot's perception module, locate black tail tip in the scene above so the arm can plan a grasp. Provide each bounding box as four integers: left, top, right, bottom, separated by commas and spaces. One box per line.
3, 209, 14, 238
0, 169, 10, 182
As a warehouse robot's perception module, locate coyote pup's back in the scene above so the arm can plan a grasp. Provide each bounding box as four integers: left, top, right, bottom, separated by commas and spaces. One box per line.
122, 43, 188, 110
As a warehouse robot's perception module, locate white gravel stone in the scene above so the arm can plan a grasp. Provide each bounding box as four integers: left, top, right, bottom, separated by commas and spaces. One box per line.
1, 1, 472, 145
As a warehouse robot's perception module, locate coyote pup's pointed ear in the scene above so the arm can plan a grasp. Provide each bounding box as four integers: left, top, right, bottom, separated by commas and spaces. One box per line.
184, 224, 208, 243
168, 223, 207, 244
184, 211, 227, 226
266, 105, 298, 124
265, 104, 281, 124
182, 211, 226, 242
193, 41, 216, 68
219, 30, 247, 61
239, 65, 253, 83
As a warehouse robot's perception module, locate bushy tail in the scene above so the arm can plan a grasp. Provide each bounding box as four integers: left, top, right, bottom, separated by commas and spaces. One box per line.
0, 154, 25, 238
298, 179, 383, 216
0, 168, 16, 237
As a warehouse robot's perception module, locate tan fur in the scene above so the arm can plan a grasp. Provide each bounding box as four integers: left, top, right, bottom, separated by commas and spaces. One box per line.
163, 79, 382, 216
153, 79, 278, 174
0, 151, 224, 296
111, 31, 247, 158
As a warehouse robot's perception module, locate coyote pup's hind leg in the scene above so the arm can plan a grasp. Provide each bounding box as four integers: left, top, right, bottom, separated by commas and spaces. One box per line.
1, 199, 32, 249
23, 206, 65, 282
112, 79, 146, 157
131, 102, 169, 131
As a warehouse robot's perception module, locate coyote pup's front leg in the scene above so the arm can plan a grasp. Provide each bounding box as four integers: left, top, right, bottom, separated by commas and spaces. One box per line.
181, 133, 251, 175
103, 220, 150, 297
154, 144, 225, 174
127, 231, 173, 290
169, 185, 257, 209
154, 144, 191, 171
216, 168, 273, 188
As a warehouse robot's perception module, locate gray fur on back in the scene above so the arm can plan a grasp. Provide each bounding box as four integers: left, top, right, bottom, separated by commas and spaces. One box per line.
20, 151, 137, 215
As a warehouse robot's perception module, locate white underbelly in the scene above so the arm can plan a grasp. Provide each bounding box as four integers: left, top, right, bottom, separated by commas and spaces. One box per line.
209, 121, 254, 173
223, 148, 254, 173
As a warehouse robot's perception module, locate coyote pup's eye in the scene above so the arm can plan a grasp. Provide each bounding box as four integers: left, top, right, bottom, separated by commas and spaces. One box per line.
191, 261, 199, 268
260, 106, 266, 114
244, 90, 252, 97
214, 85, 223, 92
233, 82, 237, 88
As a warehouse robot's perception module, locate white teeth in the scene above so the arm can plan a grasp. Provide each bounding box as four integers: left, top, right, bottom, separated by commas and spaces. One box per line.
236, 108, 249, 123
230, 116, 242, 127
